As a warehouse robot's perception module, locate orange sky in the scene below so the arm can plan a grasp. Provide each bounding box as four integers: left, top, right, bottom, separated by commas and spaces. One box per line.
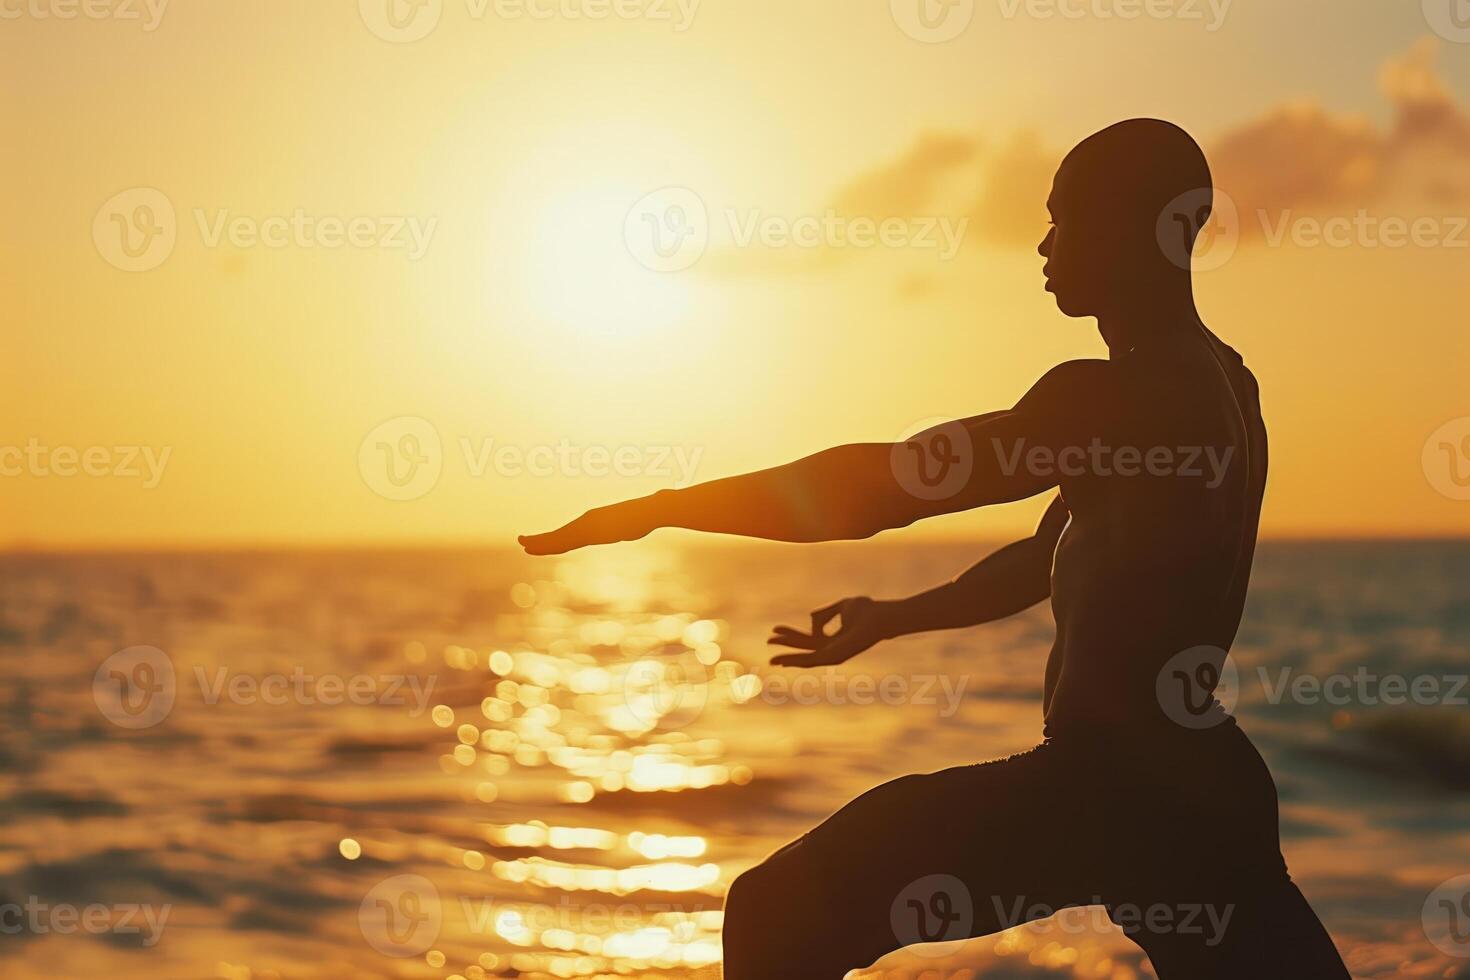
3, 0, 1468, 547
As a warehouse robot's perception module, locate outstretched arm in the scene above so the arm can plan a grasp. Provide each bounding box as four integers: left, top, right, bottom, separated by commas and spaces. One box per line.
768, 494, 1069, 667
520, 361, 1112, 555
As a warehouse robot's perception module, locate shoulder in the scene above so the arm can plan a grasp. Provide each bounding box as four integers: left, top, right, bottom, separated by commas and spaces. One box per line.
1005, 358, 1149, 450
1017, 359, 1127, 414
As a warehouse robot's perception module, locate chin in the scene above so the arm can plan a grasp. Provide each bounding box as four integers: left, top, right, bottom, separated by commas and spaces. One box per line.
1048, 289, 1090, 318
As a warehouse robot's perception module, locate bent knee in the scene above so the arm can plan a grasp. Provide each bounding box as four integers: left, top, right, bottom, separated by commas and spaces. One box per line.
725, 862, 781, 920
725, 844, 816, 924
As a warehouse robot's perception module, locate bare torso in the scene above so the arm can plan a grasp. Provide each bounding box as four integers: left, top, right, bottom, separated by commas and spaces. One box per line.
1042, 323, 1268, 734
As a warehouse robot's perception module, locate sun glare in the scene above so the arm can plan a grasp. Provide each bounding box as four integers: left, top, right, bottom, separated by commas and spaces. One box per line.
526, 185, 693, 338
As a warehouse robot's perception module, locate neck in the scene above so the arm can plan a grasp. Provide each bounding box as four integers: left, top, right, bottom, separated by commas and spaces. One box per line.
1096, 275, 1200, 356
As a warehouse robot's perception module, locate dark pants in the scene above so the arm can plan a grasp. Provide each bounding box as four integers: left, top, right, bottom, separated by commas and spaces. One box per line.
721, 722, 1350, 979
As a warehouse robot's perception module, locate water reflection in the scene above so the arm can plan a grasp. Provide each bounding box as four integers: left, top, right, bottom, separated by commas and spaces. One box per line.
408, 550, 753, 976
2, 544, 1462, 978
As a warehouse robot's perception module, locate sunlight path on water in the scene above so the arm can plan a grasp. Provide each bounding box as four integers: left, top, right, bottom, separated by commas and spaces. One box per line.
344, 545, 1171, 980
4, 545, 1456, 978
383, 548, 764, 979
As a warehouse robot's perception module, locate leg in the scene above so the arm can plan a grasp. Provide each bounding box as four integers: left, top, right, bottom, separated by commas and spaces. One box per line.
1099, 724, 1351, 979
1123, 881, 1350, 980
721, 745, 1096, 980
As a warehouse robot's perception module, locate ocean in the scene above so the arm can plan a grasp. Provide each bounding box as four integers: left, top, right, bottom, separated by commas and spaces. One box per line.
1, 540, 1467, 979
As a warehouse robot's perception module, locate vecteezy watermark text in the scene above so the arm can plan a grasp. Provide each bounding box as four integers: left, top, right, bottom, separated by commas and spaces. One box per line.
1160, 189, 1470, 271
759, 671, 968, 718
460, 895, 720, 938
1424, 874, 1470, 957
193, 209, 436, 259
1425, 417, 1470, 501
995, 896, 1235, 947
359, 416, 704, 502
1424, 0, 1470, 44
359, 0, 701, 44
0, 897, 170, 947
624, 188, 970, 273
94, 188, 437, 272
0, 439, 170, 488
194, 666, 438, 715
889, 418, 1239, 504
1157, 645, 1469, 730
890, 0, 1231, 44
996, 0, 1231, 30
358, 877, 719, 961
92, 645, 438, 729
459, 437, 702, 484
993, 438, 1235, 488
1257, 666, 1468, 708
0, 0, 169, 30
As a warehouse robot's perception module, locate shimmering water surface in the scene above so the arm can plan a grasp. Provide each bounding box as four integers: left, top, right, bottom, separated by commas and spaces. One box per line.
1, 541, 1468, 979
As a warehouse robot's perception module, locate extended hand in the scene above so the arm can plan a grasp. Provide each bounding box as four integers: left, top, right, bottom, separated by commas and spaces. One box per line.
519, 498, 657, 556
768, 596, 894, 668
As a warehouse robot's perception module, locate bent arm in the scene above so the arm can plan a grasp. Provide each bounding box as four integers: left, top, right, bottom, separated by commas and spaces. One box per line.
765, 494, 1069, 667
881, 494, 1069, 638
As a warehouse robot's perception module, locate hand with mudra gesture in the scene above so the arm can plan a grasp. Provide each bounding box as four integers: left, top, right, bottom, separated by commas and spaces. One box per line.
767, 597, 896, 668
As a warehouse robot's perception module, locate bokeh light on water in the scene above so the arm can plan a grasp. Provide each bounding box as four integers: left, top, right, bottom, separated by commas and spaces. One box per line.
1, 542, 1468, 978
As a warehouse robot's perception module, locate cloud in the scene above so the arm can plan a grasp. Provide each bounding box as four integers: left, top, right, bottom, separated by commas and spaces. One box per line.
705, 37, 1470, 276
830, 131, 979, 219
703, 132, 982, 276
1212, 37, 1470, 225
1209, 104, 1383, 219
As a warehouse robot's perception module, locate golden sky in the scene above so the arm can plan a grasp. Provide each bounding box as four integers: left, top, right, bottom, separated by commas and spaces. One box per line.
3, 0, 1469, 547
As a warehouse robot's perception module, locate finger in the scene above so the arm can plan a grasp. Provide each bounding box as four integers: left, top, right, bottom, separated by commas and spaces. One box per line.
771, 632, 863, 667
788, 628, 871, 668
770, 651, 839, 668
768, 632, 821, 650
519, 531, 573, 556
769, 626, 818, 644
519, 512, 601, 556
810, 601, 843, 639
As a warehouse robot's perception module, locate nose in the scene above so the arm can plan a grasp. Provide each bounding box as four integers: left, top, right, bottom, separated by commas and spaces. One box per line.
1037, 226, 1054, 259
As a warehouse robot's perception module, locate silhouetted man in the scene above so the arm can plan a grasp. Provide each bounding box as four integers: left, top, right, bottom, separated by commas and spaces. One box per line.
522, 119, 1351, 979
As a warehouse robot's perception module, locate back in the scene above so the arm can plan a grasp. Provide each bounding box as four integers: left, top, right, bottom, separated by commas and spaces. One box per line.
1041, 324, 1268, 732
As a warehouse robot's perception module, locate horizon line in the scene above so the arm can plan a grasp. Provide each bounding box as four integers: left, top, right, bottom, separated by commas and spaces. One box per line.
4, 531, 1468, 555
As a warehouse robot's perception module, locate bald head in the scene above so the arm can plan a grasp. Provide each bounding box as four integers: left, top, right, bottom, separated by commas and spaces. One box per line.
1060, 118, 1214, 229
1039, 119, 1214, 319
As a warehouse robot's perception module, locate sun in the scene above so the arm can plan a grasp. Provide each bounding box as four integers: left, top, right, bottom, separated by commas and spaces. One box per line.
525, 183, 694, 339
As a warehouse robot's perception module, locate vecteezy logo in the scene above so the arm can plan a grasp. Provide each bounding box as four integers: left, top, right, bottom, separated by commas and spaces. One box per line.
624, 187, 709, 273
1156, 645, 1238, 729
621, 655, 710, 731
93, 646, 177, 729
1424, 0, 1470, 43
359, 0, 443, 43
359, 875, 442, 958
1424, 418, 1470, 501
1156, 188, 1239, 272
94, 188, 177, 272
891, 417, 974, 502
1424, 874, 1470, 956
358, 417, 443, 502
890, 0, 975, 43
890, 875, 973, 956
